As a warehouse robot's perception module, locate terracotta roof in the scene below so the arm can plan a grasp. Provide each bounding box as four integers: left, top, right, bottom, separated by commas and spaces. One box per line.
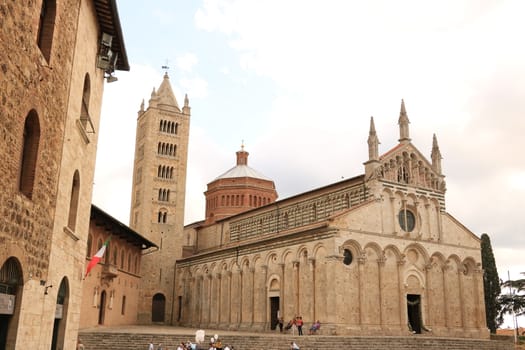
90, 205, 157, 249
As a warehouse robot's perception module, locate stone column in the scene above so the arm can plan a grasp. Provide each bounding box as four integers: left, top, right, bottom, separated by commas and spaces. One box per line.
425, 203, 432, 240
457, 266, 466, 329
423, 263, 432, 327
377, 253, 386, 327
293, 260, 300, 315
397, 257, 406, 330
261, 265, 268, 328
197, 275, 204, 324
207, 273, 213, 325
325, 255, 339, 326
474, 267, 486, 329
227, 271, 233, 325
436, 204, 443, 242
441, 263, 449, 329
239, 268, 244, 326
250, 267, 256, 325
357, 252, 367, 327
390, 196, 397, 235
308, 257, 316, 321
279, 262, 285, 317
215, 272, 222, 326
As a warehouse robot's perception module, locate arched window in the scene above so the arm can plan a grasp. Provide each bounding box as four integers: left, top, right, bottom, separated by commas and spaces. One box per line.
37, 0, 56, 62
174, 123, 178, 134
127, 253, 132, 271
67, 171, 80, 231
79, 74, 93, 133
112, 247, 118, 265
86, 234, 93, 258
158, 211, 162, 223
120, 249, 125, 269
19, 110, 40, 198
162, 212, 167, 223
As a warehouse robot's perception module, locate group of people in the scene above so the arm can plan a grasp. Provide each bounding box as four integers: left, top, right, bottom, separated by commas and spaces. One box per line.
148, 339, 233, 350
278, 316, 321, 336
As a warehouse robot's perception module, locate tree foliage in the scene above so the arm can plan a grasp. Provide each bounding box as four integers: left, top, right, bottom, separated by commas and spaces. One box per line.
480, 233, 502, 333
499, 277, 525, 325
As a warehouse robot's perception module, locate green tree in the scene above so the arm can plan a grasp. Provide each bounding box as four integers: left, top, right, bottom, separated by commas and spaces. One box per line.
480, 233, 502, 333
499, 277, 525, 325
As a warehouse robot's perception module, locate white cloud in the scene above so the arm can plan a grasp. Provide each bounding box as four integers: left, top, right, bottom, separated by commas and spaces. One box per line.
176, 53, 198, 72
179, 77, 208, 99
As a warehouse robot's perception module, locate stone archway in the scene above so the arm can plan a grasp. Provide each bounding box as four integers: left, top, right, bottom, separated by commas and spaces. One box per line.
0, 257, 23, 350
152, 293, 166, 323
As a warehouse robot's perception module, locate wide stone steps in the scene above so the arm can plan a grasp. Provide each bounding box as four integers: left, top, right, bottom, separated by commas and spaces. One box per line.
78, 329, 514, 350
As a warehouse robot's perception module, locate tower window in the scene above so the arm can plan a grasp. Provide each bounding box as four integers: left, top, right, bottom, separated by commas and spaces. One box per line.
67, 170, 80, 231
37, 0, 56, 62
19, 110, 41, 198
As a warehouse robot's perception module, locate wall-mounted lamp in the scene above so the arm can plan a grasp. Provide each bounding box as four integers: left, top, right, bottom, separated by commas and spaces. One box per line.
44, 285, 53, 295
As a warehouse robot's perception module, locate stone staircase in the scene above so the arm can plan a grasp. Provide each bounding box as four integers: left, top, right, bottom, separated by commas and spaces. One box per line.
78, 329, 514, 350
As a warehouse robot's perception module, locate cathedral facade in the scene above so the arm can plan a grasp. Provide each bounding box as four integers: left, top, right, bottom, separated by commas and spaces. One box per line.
129, 76, 488, 338
173, 104, 488, 338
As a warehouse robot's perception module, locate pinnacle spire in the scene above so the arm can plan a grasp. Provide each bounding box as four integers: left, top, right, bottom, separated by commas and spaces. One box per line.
155, 73, 180, 110
367, 116, 379, 161
431, 133, 443, 174
398, 99, 411, 143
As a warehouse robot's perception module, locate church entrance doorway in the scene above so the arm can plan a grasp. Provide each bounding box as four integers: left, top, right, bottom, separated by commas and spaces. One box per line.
407, 294, 422, 334
269, 297, 279, 330
152, 293, 166, 322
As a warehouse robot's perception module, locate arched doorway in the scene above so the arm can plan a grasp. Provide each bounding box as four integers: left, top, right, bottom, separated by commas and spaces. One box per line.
98, 290, 107, 325
51, 278, 69, 350
407, 294, 422, 333
0, 257, 23, 350
268, 277, 280, 330
152, 293, 166, 322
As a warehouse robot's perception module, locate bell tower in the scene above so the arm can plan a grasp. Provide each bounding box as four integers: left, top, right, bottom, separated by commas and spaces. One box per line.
129, 72, 190, 323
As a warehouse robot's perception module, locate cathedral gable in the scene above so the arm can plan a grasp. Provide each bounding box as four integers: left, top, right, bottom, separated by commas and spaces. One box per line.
376, 142, 445, 192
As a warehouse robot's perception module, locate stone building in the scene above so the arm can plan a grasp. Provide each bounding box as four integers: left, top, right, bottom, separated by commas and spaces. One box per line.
170, 101, 489, 339
80, 205, 156, 328
0, 1, 128, 349
129, 73, 191, 324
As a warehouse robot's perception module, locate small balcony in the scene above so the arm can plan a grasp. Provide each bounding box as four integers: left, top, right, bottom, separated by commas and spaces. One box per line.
102, 263, 118, 279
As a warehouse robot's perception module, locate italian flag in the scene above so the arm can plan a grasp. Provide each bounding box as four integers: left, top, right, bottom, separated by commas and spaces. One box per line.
84, 237, 111, 279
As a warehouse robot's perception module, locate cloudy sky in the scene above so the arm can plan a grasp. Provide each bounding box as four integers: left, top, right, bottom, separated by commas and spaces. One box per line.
93, 0, 525, 294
